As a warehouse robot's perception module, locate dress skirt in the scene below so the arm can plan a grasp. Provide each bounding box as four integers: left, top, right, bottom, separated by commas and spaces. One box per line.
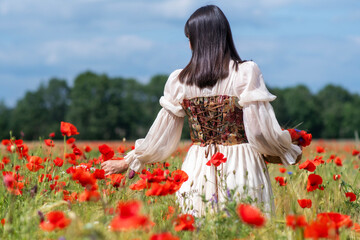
176, 143, 275, 217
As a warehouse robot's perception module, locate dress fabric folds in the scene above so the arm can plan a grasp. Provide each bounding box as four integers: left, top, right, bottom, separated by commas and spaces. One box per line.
124, 60, 302, 217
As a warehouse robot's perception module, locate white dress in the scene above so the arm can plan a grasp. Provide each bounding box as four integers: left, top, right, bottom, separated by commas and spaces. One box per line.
124, 60, 302, 217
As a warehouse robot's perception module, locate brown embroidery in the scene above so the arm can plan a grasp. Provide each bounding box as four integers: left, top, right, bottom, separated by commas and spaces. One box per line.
180, 95, 248, 151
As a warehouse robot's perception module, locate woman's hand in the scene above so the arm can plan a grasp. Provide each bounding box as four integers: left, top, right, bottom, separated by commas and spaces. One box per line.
101, 160, 129, 175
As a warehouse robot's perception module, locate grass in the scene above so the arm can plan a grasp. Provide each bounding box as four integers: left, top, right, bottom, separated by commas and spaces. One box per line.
0, 139, 360, 240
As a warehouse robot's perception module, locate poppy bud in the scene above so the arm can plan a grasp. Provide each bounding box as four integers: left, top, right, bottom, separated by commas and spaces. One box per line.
38, 211, 45, 223
10, 145, 16, 153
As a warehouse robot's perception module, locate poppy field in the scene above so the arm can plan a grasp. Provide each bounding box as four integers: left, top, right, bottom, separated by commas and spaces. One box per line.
1, 122, 360, 240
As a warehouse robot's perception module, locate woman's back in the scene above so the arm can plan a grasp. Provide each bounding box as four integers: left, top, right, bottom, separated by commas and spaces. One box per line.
102, 5, 302, 218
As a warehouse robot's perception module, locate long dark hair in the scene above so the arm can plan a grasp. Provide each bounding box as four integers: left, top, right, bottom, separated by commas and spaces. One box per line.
178, 5, 246, 88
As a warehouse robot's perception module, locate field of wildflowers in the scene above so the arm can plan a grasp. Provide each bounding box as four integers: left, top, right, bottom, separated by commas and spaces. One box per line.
1, 122, 360, 240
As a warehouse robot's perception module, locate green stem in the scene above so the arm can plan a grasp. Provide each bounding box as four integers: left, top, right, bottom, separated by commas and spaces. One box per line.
63, 135, 67, 163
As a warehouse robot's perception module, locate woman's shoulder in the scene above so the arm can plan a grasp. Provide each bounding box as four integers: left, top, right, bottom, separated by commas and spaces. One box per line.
231, 60, 263, 84
233, 60, 259, 72
163, 69, 185, 98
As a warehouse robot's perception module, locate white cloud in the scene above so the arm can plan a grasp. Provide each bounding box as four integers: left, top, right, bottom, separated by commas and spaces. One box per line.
41, 35, 153, 65
153, 0, 195, 19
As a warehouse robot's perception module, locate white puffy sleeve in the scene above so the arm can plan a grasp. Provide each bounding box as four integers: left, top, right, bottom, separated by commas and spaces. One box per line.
124, 70, 185, 172
235, 61, 301, 166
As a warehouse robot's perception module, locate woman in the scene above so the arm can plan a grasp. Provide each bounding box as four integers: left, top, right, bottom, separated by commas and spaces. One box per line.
102, 5, 302, 217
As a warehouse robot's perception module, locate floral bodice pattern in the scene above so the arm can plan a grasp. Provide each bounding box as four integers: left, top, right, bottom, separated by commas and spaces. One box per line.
180, 95, 248, 147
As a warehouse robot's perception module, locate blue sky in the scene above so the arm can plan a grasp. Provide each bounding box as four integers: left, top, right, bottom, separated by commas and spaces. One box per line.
1, 0, 360, 107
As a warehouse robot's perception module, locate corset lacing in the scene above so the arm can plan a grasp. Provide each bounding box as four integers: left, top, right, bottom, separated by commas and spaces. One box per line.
181, 95, 248, 205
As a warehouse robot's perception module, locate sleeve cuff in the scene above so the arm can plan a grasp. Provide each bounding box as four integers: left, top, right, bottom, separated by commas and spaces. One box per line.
124, 150, 145, 172
280, 144, 302, 166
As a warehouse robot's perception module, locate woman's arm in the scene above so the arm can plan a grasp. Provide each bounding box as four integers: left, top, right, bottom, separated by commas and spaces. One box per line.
102, 69, 185, 175
235, 61, 302, 166
101, 108, 184, 175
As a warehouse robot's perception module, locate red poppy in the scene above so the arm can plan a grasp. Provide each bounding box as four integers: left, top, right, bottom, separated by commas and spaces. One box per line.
352, 223, 360, 233
300, 131, 312, 147
305, 212, 352, 238
106, 174, 125, 188
129, 179, 149, 191
2, 157, 10, 165
275, 176, 287, 186
26, 156, 44, 172
140, 168, 167, 183
84, 146, 92, 152
50, 181, 66, 193
165, 206, 175, 220
297, 199, 312, 208
73, 147, 83, 156
168, 170, 189, 186
306, 174, 324, 192
206, 152, 227, 167
326, 154, 336, 163
286, 215, 307, 229
63, 191, 78, 202
53, 157, 64, 167
150, 232, 179, 240
304, 215, 336, 239
66, 137, 76, 144
237, 204, 266, 227
44, 139, 55, 147
316, 146, 325, 153
78, 190, 101, 202
312, 156, 324, 166
92, 169, 105, 180
334, 157, 343, 167
98, 144, 115, 161
287, 129, 312, 147
39, 211, 71, 231
72, 168, 97, 190
1, 218, 5, 226
333, 174, 341, 181
352, 150, 360, 156
60, 121, 79, 137
1, 139, 11, 146
3, 173, 15, 189
174, 214, 196, 231
49, 132, 55, 138
13, 165, 20, 171
279, 167, 287, 173
298, 160, 316, 172
316, 212, 353, 229
345, 192, 357, 202
145, 181, 174, 196
110, 200, 151, 231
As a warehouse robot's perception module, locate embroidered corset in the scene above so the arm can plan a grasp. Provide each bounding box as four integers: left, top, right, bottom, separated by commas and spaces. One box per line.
180, 95, 248, 149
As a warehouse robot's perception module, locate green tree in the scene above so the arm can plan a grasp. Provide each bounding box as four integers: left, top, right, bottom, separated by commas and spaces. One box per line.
9, 79, 70, 140
272, 85, 321, 137
316, 84, 353, 138
0, 101, 12, 139
66, 72, 111, 139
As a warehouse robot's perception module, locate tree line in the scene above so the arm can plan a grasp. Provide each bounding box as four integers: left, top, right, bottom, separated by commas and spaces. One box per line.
1, 71, 359, 140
